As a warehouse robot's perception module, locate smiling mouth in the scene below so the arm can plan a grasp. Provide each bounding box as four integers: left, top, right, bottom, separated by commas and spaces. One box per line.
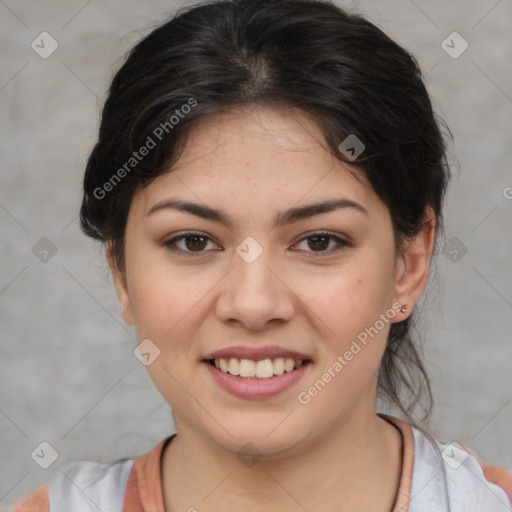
205, 357, 312, 379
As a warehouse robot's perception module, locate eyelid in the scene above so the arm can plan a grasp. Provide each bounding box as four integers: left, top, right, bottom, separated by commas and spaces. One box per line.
292, 231, 350, 257
162, 231, 220, 257
163, 230, 351, 257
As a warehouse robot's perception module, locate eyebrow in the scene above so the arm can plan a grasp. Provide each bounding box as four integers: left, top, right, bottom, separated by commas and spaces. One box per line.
146, 197, 368, 228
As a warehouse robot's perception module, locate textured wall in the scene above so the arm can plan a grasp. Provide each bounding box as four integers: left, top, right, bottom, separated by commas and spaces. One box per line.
1, 0, 511, 508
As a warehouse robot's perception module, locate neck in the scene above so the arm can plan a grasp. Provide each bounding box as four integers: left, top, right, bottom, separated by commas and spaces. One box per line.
161, 410, 403, 512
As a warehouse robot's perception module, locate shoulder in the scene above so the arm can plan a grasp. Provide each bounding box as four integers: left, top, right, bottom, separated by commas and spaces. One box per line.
11, 435, 173, 512
12, 458, 134, 512
410, 425, 512, 511
12, 484, 49, 512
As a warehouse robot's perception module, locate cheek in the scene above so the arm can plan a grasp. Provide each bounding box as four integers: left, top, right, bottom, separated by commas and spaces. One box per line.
130, 278, 200, 342
123, 258, 218, 430
300, 270, 394, 408
305, 264, 394, 336
125, 250, 214, 355
302, 258, 396, 385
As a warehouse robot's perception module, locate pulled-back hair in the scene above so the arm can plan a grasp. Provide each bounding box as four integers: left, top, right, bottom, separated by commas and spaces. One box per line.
80, 0, 451, 431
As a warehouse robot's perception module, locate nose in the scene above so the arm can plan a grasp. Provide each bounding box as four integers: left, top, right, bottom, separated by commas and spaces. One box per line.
215, 244, 295, 331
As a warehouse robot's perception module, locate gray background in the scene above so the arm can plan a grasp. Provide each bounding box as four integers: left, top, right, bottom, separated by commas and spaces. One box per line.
1, 0, 511, 508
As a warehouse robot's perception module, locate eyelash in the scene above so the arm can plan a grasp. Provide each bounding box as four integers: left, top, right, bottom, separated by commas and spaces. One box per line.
163, 231, 350, 258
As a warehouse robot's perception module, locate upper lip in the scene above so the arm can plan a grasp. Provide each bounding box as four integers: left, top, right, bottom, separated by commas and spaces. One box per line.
203, 345, 311, 361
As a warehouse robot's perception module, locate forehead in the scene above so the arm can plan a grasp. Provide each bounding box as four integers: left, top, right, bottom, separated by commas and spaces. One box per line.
170, 106, 360, 178
132, 106, 381, 220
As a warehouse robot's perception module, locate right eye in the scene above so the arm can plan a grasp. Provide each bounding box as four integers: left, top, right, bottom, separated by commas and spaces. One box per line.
163, 232, 221, 257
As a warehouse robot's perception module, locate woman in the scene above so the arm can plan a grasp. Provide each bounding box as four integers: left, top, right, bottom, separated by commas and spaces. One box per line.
13, 0, 512, 510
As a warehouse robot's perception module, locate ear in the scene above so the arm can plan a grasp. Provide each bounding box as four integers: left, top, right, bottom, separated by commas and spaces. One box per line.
392, 207, 436, 320
106, 243, 135, 325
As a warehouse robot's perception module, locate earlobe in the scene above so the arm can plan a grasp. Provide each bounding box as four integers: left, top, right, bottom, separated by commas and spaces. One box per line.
392, 207, 436, 318
106, 244, 135, 325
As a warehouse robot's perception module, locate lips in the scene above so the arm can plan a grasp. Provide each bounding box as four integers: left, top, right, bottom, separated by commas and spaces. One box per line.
204, 345, 311, 362
202, 345, 312, 398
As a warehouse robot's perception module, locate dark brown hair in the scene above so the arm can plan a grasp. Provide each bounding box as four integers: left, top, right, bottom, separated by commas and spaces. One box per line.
80, 0, 451, 431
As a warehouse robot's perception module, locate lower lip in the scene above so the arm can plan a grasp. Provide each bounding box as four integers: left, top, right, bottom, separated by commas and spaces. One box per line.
204, 361, 311, 399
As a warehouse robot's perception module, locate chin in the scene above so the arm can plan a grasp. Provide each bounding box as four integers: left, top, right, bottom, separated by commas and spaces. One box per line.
206, 413, 310, 460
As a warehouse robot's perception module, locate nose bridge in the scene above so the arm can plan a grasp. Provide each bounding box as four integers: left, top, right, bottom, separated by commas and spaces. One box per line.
233, 235, 278, 294
216, 235, 294, 327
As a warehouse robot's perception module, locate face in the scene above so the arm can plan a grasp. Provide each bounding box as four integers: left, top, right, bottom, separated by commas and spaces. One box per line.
110, 106, 431, 458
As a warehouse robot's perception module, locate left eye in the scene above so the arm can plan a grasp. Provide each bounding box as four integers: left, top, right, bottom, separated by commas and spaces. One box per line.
163, 232, 348, 257
293, 232, 348, 255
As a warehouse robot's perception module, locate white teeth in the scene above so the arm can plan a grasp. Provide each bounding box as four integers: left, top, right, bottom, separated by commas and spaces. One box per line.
284, 358, 295, 373
273, 357, 285, 375
212, 357, 308, 378
255, 359, 274, 378
239, 359, 256, 377
228, 358, 240, 375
